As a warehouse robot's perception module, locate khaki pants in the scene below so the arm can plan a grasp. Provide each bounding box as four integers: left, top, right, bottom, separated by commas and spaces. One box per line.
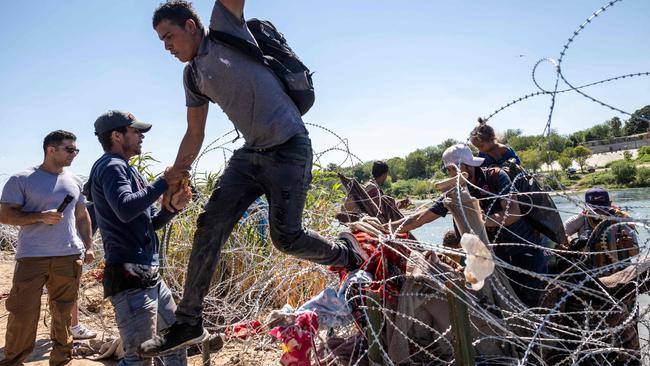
0, 255, 82, 366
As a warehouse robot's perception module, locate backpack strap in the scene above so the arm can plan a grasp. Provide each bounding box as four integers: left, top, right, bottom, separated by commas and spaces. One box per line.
208, 29, 267, 65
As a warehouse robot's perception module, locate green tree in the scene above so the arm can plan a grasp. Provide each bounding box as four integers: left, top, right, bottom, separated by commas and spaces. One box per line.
405, 150, 427, 179
545, 131, 570, 154
583, 123, 612, 142
542, 150, 559, 168
325, 163, 339, 172
351, 161, 372, 182
558, 154, 573, 172
568, 132, 585, 147
508, 134, 543, 152
386, 157, 406, 182
608, 117, 622, 137
572, 145, 592, 173
623, 105, 650, 135
500, 129, 522, 144
519, 149, 542, 172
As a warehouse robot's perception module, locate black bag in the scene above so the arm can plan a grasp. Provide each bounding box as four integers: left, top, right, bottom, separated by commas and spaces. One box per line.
486, 159, 567, 245
209, 19, 315, 115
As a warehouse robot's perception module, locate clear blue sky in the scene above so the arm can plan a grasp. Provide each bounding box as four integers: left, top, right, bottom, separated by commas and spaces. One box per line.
1, 1, 648, 186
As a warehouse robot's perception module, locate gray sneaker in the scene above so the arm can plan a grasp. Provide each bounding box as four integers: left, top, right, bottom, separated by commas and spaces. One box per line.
138, 321, 209, 356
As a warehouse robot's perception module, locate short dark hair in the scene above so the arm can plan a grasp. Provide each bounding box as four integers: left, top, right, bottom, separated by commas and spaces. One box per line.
97, 126, 127, 152
43, 130, 76, 154
153, 0, 204, 31
442, 228, 460, 249
371, 161, 389, 179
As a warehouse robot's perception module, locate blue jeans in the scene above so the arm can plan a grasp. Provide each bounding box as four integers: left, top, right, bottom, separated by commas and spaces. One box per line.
110, 281, 187, 366
176, 134, 350, 325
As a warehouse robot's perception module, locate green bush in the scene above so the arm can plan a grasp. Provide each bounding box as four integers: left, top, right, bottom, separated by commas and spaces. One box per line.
577, 171, 615, 188
412, 180, 431, 197
635, 168, 650, 187
638, 145, 650, 157
623, 151, 633, 161
386, 178, 436, 198
542, 172, 567, 190
610, 160, 637, 184
604, 159, 622, 168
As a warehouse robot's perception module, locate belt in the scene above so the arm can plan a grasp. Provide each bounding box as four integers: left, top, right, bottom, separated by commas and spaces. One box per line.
245, 133, 309, 153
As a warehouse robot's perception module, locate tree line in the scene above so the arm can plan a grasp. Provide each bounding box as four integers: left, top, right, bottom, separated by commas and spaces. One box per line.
332, 104, 649, 195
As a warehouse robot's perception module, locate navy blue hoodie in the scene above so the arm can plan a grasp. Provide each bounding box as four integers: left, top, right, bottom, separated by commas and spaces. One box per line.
84, 153, 174, 266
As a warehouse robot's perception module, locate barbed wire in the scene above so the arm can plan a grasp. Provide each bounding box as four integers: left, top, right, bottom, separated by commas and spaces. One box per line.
0, 0, 648, 365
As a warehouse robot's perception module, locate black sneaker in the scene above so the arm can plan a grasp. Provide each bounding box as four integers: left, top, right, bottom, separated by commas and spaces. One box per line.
337, 231, 369, 270
138, 321, 209, 357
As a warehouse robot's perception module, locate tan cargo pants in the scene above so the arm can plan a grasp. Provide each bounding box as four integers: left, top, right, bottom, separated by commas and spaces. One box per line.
0, 255, 82, 366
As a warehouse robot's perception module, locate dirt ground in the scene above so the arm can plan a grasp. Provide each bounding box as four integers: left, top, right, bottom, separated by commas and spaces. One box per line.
0, 252, 282, 366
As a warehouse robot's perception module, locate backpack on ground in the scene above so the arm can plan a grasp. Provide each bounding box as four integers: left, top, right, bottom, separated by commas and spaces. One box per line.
209, 19, 315, 115
485, 159, 567, 245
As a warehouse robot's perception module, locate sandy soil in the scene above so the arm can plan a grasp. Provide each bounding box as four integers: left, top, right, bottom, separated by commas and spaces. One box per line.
0, 252, 282, 366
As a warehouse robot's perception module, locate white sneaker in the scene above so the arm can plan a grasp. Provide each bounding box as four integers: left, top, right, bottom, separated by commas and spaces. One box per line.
71, 324, 97, 340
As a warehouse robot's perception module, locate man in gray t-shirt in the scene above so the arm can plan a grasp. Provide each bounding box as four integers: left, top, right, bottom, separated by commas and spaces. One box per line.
141, 0, 363, 354
0, 130, 94, 365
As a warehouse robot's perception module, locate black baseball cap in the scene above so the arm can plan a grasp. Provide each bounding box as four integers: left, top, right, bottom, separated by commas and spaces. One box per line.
585, 187, 611, 208
94, 110, 152, 136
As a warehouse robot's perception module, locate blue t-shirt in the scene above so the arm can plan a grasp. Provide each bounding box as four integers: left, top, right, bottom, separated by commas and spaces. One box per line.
0, 167, 85, 259
479, 147, 520, 167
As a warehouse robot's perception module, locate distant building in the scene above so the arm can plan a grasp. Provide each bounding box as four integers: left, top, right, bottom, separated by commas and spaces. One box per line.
585, 132, 650, 153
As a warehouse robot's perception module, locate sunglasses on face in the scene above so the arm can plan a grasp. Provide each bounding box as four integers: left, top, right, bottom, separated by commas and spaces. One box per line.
58, 146, 80, 154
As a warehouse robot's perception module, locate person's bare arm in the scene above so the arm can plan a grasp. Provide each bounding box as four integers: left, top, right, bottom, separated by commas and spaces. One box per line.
484, 194, 521, 228
172, 105, 209, 174
163, 105, 208, 211
75, 203, 95, 264
387, 209, 440, 233
220, 0, 245, 19
0, 203, 62, 226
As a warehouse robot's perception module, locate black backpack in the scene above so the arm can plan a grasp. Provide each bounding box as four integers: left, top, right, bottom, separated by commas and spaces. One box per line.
485, 160, 567, 245
209, 19, 315, 115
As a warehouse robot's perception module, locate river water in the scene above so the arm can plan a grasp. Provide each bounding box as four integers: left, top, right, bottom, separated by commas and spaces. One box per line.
411, 187, 650, 345
412, 187, 650, 245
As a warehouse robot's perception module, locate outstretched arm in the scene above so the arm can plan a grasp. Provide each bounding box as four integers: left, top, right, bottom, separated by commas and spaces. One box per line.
100, 164, 168, 223
171, 104, 209, 175
220, 0, 245, 20
388, 209, 440, 233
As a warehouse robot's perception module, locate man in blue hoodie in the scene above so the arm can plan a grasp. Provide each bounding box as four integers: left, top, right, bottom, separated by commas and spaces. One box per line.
85, 110, 191, 365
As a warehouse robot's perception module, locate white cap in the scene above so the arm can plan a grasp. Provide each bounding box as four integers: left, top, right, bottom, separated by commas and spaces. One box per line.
442, 143, 485, 168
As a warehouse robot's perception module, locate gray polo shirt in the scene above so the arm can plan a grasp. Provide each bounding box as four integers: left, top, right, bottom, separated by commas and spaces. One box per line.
183, 0, 307, 149
0, 167, 85, 259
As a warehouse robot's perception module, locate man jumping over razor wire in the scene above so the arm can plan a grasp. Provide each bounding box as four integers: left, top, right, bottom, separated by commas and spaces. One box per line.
140, 0, 366, 354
